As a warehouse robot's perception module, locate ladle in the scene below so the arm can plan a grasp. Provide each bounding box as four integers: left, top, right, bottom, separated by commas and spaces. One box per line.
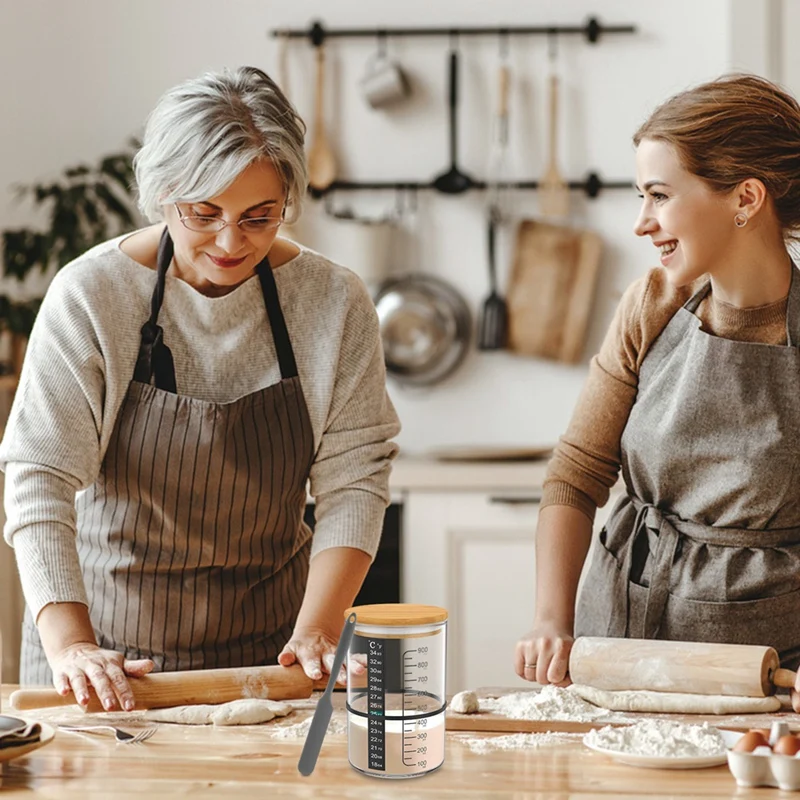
432, 49, 475, 194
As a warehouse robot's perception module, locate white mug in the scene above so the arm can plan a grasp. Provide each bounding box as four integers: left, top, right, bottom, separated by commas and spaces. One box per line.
361, 54, 410, 109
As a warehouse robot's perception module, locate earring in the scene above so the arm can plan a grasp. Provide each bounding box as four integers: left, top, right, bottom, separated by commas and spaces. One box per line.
734, 213, 748, 228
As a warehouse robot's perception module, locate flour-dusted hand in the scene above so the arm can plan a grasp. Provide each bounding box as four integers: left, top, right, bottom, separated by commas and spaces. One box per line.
278, 626, 366, 686
51, 642, 154, 711
514, 622, 574, 687
792, 672, 800, 713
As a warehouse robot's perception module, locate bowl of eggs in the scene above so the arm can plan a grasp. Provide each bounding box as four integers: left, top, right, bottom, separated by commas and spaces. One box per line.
726, 721, 800, 790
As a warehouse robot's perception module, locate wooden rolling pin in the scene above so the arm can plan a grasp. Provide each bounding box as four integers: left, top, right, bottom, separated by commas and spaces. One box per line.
570, 637, 798, 697
10, 664, 329, 713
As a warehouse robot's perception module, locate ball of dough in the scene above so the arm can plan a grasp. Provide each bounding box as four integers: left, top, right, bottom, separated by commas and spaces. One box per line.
451, 690, 480, 714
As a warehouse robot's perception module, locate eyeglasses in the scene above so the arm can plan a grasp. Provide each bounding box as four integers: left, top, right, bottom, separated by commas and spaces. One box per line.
175, 204, 284, 234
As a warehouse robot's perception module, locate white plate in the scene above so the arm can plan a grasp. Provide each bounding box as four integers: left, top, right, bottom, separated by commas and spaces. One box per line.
0, 722, 55, 763
583, 731, 730, 770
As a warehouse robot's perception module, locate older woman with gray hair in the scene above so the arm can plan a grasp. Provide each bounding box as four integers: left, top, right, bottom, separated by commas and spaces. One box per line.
0, 66, 399, 711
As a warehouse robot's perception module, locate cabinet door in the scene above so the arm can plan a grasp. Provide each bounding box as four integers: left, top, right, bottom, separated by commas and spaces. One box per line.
403, 491, 541, 693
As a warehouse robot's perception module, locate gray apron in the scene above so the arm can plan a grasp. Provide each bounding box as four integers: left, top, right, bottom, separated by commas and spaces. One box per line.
576, 267, 800, 669
21, 229, 314, 683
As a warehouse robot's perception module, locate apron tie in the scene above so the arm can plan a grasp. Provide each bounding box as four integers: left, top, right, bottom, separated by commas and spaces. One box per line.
608, 500, 679, 639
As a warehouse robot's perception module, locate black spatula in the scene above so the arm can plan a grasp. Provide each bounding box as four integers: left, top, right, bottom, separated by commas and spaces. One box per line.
478, 212, 508, 350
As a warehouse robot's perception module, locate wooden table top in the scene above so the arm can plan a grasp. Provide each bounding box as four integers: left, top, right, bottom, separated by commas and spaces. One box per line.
0, 686, 784, 798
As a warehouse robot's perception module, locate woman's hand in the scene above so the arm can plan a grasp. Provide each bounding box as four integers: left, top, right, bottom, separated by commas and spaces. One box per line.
514, 621, 574, 686
50, 642, 154, 711
278, 626, 366, 686
792, 673, 800, 713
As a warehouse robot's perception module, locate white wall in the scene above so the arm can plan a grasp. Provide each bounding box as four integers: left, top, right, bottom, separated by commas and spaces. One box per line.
0, 0, 754, 459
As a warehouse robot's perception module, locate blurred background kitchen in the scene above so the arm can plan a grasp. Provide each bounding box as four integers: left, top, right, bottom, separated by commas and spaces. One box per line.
0, 0, 793, 691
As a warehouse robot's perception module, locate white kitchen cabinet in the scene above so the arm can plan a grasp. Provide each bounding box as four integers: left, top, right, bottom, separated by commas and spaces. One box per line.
402, 487, 619, 694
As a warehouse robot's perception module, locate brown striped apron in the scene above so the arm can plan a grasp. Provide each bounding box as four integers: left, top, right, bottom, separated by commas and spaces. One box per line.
21, 229, 314, 683
576, 266, 800, 669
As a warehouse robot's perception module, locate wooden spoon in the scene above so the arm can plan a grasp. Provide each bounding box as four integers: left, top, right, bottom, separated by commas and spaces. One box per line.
538, 73, 570, 219
307, 43, 337, 193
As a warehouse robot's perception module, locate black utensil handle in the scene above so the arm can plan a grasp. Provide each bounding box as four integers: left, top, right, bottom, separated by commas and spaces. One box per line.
487, 216, 497, 291
448, 50, 458, 168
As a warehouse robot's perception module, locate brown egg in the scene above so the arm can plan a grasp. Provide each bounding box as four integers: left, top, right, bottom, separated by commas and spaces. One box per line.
773, 735, 800, 756
733, 730, 770, 752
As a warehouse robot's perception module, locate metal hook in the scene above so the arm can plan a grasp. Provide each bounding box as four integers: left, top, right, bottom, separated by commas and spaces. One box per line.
376, 29, 388, 59
498, 28, 510, 61
449, 29, 459, 52
547, 30, 558, 63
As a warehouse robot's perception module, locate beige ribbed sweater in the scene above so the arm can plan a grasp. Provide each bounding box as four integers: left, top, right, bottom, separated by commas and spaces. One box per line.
0, 235, 400, 621
542, 267, 790, 519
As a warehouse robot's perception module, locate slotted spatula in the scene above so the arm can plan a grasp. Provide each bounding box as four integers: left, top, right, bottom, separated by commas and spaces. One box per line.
479, 61, 511, 350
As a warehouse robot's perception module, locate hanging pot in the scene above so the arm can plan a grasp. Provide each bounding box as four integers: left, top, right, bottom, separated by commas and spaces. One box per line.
374, 273, 472, 387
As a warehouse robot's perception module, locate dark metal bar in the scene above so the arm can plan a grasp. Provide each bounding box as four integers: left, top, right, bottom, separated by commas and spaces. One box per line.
273, 18, 636, 44
311, 173, 633, 199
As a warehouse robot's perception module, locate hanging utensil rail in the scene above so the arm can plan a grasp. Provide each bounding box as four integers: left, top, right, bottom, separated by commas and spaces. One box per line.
321, 173, 632, 197
272, 18, 636, 45
275, 17, 637, 198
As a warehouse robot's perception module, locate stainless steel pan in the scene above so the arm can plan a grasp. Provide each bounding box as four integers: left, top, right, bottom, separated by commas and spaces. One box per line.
374, 273, 472, 387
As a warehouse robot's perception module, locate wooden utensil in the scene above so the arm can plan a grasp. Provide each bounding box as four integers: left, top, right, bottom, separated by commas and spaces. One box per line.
538, 73, 570, 219
10, 664, 329, 713
307, 43, 336, 193
446, 715, 616, 734
570, 637, 798, 698
506, 219, 602, 363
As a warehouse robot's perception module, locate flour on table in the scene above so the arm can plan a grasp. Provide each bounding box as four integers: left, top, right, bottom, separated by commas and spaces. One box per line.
143, 699, 293, 726
585, 720, 726, 757
451, 690, 480, 714
454, 732, 583, 754
570, 684, 781, 715
480, 685, 610, 721
269, 711, 347, 739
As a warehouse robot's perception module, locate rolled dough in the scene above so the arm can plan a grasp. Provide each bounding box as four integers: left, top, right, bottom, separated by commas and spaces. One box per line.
569, 684, 781, 715
450, 690, 480, 714
143, 698, 294, 726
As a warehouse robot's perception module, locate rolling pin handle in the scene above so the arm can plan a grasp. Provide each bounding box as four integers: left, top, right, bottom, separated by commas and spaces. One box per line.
772, 667, 798, 690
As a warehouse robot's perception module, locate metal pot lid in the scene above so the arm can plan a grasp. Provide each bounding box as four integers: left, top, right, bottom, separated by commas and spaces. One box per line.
374, 274, 471, 386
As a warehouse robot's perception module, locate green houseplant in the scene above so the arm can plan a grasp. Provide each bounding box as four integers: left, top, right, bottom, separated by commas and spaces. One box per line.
1, 140, 141, 339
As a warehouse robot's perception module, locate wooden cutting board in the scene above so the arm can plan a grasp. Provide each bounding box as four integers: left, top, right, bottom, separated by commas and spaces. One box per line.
445, 687, 800, 734
506, 219, 602, 363
428, 445, 554, 463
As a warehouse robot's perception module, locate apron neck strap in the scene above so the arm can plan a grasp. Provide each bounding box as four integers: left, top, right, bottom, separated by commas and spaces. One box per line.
133, 229, 298, 389
784, 264, 800, 347
132, 227, 177, 392
684, 266, 800, 348
683, 281, 712, 314
256, 256, 298, 380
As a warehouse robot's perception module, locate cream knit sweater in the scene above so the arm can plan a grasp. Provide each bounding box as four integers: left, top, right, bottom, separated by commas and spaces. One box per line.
0, 235, 400, 620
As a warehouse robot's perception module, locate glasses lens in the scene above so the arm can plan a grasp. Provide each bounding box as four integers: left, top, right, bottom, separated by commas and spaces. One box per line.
183, 216, 223, 233
239, 217, 282, 233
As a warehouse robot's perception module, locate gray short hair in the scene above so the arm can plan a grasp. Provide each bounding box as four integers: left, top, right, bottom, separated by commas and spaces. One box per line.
134, 66, 307, 224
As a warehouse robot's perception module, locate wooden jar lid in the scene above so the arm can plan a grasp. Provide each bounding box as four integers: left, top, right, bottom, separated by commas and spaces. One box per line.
344, 603, 448, 626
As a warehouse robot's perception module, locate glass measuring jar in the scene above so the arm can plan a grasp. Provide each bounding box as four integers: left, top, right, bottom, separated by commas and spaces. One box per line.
344, 603, 447, 779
